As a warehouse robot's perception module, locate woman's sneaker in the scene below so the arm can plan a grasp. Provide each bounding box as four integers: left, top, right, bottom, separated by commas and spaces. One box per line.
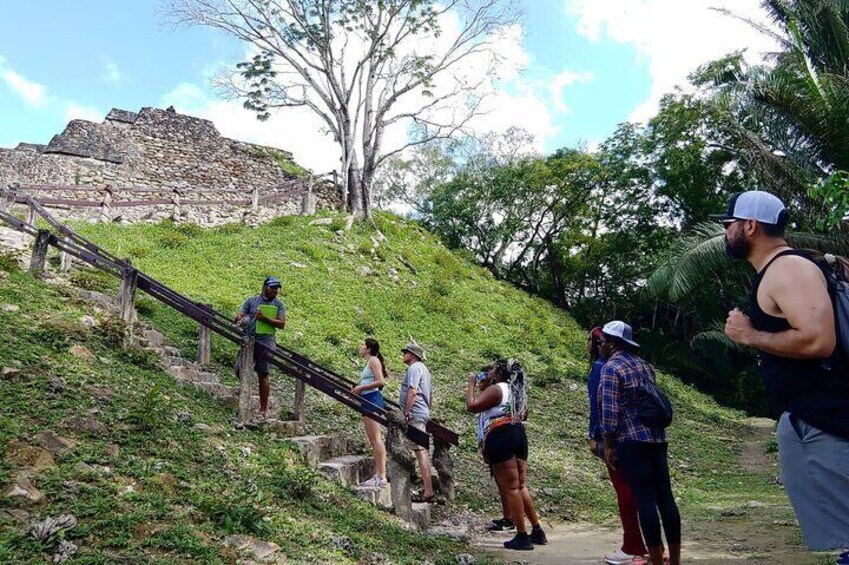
605, 549, 637, 565
487, 518, 515, 531
530, 525, 548, 545
503, 532, 533, 551
359, 475, 387, 488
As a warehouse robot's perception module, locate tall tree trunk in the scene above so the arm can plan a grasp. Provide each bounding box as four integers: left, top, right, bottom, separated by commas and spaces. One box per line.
546, 236, 567, 307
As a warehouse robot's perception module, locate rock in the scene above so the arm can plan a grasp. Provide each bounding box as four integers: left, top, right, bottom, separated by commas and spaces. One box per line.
455, 554, 477, 565
35, 431, 77, 456
73, 462, 95, 474
68, 345, 94, 360
308, 217, 333, 226
28, 514, 77, 542
746, 500, 766, 508
62, 416, 107, 436
1, 303, 20, 312
52, 539, 78, 563
357, 266, 373, 276
194, 423, 214, 434
427, 525, 469, 542
5, 508, 31, 522
107, 444, 120, 459
1, 366, 18, 379
331, 536, 355, 555
225, 534, 281, 561
48, 378, 66, 394
6, 440, 55, 470
5, 475, 45, 504
568, 383, 579, 391
86, 385, 112, 401
79, 315, 97, 327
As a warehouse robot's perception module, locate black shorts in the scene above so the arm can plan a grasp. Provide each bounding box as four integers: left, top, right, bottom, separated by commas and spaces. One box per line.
253, 340, 275, 374
482, 423, 528, 465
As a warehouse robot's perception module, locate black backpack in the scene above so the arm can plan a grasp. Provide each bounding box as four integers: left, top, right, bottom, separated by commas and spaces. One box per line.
636, 367, 673, 429
815, 252, 849, 360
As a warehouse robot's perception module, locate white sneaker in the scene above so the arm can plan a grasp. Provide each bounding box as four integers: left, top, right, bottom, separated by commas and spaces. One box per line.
605, 550, 637, 565
360, 475, 387, 488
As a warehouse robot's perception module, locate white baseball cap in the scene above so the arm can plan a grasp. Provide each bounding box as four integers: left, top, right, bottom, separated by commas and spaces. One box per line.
601, 320, 640, 348
712, 190, 787, 225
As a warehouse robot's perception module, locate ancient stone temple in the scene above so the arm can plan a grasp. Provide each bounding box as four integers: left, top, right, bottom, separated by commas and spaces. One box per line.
0, 106, 341, 224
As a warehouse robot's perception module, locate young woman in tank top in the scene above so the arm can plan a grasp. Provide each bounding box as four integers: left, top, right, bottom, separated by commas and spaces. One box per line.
351, 338, 387, 486
467, 359, 547, 550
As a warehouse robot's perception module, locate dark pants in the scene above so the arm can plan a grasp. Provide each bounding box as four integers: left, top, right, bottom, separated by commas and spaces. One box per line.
608, 464, 648, 555
618, 441, 681, 548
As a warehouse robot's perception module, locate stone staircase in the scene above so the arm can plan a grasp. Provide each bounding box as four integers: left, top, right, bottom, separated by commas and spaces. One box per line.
129, 327, 430, 523
285, 434, 432, 528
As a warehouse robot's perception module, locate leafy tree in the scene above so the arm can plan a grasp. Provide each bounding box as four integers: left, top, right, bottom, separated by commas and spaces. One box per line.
169, 0, 520, 218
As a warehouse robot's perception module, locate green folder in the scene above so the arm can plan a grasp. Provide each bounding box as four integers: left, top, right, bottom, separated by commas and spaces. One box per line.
256, 304, 278, 336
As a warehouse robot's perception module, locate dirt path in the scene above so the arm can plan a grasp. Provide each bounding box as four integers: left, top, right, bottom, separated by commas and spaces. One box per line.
472, 418, 831, 564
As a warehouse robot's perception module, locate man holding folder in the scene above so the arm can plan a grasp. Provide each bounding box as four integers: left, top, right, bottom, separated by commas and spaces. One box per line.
235, 276, 287, 423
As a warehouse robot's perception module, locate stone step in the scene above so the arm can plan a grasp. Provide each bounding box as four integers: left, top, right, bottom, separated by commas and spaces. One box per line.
142, 328, 165, 347
409, 502, 431, 531
353, 483, 392, 508
286, 435, 352, 467
317, 455, 374, 487
194, 371, 220, 384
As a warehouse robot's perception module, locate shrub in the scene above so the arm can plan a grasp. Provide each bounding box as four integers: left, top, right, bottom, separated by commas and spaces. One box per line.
159, 232, 188, 249
197, 490, 269, 536
69, 268, 115, 292
0, 250, 21, 272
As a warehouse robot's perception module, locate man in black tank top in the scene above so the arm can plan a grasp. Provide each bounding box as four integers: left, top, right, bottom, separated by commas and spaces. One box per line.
717, 190, 849, 553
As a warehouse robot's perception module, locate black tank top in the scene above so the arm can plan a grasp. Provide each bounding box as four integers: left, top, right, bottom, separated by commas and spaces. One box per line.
747, 249, 849, 440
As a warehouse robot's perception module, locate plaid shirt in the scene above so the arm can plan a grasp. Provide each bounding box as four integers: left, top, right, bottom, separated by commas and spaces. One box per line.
598, 350, 666, 444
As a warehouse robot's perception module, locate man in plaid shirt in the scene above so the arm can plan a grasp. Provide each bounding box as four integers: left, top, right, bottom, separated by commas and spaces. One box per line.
598, 321, 681, 565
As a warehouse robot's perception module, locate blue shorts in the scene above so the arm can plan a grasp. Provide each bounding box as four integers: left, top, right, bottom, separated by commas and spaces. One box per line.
361, 390, 384, 414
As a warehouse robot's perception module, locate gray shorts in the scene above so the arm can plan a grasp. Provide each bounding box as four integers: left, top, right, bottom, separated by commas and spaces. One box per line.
404, 419, 428, 452
777, 412, 849, 550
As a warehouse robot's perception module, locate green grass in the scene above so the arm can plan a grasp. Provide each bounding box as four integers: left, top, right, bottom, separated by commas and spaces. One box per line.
0, 269, 485, 564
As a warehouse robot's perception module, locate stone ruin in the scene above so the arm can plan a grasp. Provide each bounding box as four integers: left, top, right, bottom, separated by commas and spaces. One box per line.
0, 106, 342, 225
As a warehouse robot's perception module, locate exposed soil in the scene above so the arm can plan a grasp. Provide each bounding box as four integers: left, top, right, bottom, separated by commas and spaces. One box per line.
472, 418, 836, 564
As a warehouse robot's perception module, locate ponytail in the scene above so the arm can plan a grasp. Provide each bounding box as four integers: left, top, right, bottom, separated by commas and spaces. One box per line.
364, 337, 387, 388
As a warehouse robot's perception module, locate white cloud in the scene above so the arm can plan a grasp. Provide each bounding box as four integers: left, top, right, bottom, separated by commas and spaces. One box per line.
102, 60, 121, 84
565, 0, 780, 122
0, 57, 48, 107
548, 70, 594, 114
159, 9, 569, 171
66, 102, 104, 123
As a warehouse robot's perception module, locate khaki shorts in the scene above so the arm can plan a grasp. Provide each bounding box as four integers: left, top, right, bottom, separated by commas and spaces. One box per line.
404, 419, 428, 452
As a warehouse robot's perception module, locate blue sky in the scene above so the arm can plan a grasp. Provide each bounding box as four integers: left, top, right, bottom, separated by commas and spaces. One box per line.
0, 1, 771, 170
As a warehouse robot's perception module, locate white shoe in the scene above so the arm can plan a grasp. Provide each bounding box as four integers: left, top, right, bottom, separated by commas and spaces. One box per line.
605, 550, 637, 565
360, 474, 387, 488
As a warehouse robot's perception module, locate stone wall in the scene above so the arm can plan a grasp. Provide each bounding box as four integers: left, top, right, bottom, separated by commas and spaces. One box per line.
0, 107, 342, 225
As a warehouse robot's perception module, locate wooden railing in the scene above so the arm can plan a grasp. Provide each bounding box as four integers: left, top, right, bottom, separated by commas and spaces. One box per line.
0, 189, 459, 505
7, 171, 340, 221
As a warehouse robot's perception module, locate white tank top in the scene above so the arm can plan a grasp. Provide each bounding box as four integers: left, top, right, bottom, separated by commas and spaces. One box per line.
480, 382, 512, 435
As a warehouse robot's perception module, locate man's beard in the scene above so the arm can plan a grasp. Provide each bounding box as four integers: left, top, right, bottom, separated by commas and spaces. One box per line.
725, 234, 751, 259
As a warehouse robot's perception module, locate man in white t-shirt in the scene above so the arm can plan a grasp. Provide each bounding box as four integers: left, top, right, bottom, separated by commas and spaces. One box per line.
400, 342, 433, 502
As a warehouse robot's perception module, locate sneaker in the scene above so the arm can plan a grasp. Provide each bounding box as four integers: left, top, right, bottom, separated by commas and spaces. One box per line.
487, 518, 515, 532
530, 525, 548, 545
631, 558, 648, 565
503, 533, 534, 551
360, 475, 387, 488
605, 550, 637, 565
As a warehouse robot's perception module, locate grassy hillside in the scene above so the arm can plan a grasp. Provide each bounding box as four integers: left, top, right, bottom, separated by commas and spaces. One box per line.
0, 266, 485, 564
68, 213, 761, 522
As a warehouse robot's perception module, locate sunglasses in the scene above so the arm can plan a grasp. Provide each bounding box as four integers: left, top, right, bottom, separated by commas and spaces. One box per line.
721, 218, 743, 227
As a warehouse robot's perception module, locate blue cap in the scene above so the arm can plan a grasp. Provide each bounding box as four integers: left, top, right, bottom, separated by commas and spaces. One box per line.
263, 276, 282, 288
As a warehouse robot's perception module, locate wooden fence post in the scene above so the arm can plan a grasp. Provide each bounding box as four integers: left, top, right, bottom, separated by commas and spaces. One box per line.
100, 185, 112, 223
117, 266, 138, 326
432, 437, 455, 503
58, 237, 73, 274
171, 188, 182, 219
251, 186, 259, 212
197, 307, 212, 365
238, 337, 255, 424
293, 380, 306, 423
300, 175, 316, 216
26, 201, 36, 225
29, 229, 51, 276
